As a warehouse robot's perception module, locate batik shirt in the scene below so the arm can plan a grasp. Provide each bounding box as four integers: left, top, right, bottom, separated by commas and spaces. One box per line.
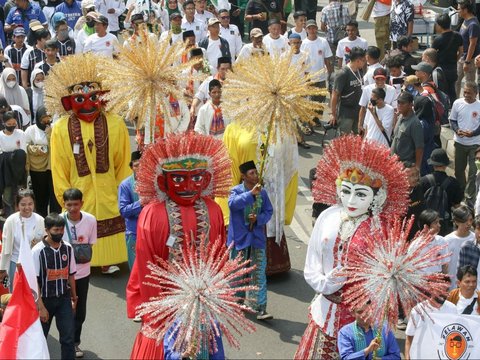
320, 1, 351, 44
390, 0, 414, 42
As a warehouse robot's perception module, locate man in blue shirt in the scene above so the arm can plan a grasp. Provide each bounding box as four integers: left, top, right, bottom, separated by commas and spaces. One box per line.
118, 151, 142, 270
337, 306, 401, 360
227, 160, 273, 320
4, 0, 47, 33
55, 0, 82, 30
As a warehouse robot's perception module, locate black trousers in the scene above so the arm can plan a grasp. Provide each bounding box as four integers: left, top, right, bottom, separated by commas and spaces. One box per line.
442, 66, 458, 106
30, 170, 61, 218
74, 275, 90, 345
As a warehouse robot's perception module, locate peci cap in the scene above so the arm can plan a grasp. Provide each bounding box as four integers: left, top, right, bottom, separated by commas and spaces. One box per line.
239, 160, 257, 174
305, 19, 318, 28
131, 13, 144, 23
13, 27, 26, 37
217, 56, 231, 65
183, 29, 195, 40
170, 12, 182, 20
373, 67, 387, 79
94, 15, 109, 25
250, 27, 263, 38
207, 17, 221, 26
427, 148, 451, 166
190, 47, 203, 57
411, 61, 433, 74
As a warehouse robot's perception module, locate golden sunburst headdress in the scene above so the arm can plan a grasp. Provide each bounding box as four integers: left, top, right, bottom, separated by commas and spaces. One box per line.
44, 53, 105, 116
99, 28, 199, 131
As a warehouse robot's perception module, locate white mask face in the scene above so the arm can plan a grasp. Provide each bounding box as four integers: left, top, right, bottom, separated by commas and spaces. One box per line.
339, 181, 375, 218
6, 80, 16, 88
34, 81, 44, 89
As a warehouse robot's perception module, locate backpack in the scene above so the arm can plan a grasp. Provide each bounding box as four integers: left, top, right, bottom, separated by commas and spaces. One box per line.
424, 174, 452, 220
424, 82, 451, 126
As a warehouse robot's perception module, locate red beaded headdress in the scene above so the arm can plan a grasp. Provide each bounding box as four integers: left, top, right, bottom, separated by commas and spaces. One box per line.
136, 132, 232, 205
313, 135, 410, 218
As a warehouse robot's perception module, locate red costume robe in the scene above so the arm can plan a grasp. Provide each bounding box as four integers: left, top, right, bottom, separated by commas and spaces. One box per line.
126, 197, 226, 359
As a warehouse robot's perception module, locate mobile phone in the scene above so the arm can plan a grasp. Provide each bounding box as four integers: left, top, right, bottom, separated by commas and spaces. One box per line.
392, 77, 404, 85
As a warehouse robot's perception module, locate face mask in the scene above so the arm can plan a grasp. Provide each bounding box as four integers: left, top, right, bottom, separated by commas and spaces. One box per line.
86, 20, 95, 28
171, 24, 182, 34
34, 81, 44, 89
58, 30, 69, 40
6, 81, 16, 88
50, 233, 63, 243
370, 99, 377, 106
475, 160, 480, 171
4, 125, 16, 132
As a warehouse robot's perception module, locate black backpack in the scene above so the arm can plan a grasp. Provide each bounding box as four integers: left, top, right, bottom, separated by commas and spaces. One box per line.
424, 174, 452, 220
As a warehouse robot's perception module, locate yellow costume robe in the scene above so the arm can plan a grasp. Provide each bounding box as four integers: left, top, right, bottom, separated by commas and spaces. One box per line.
51, 112, 131, 266
218, 122, 298, 274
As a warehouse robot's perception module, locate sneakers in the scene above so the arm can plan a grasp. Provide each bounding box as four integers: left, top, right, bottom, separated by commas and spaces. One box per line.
101, 265, 120, 274
75, 346, 84, 358
256, 310, 273, 320
397, 318, 407, 331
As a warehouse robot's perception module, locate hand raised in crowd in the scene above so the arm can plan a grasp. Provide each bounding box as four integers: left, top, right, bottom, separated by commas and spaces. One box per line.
250, 183, 262, 196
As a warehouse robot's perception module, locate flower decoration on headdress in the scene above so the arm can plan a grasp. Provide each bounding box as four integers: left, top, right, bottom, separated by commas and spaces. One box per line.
313, 135, 410, 219
44, 53, 105, 116
135, 131, 232, 204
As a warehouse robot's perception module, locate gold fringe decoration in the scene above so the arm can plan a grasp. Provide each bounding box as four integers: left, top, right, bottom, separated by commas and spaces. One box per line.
44, 53, 105, 116
99, 27, 200, 130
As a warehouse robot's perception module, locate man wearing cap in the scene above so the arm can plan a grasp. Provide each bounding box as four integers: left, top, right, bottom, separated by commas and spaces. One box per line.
118, 151, 143, 271
412, 61, 435, 93
237, 27, 265, 61
228, 160, 273, 320
4, 0, 47, 33
160, 12, 184, 44
182, 0, 207, 42
198, 17, 231, 72
395, 35, 418, 76
336, 20, 368, 68
182, 30, 198, 56
94, 0, 125, 36
450, 82, 480, 205
55, 0, 82, 30
74, 10, 97, 54
4, 27, 29, 81
301, 19, 332, 124
83, 15, 119, 57
358, 67, 397, 135
391, 91, 424, 170
262, 18, 288, 56
420, 148, 462, 235
219, 8, 243, 59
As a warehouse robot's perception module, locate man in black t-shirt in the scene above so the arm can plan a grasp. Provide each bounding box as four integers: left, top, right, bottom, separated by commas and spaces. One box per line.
245, 0, 281, 34
432, 13, 463, 104
330, 46, 365, 134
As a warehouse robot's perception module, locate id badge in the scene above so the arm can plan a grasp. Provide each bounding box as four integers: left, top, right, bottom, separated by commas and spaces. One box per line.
73, 143, 80, 154
166, 235, 176, 247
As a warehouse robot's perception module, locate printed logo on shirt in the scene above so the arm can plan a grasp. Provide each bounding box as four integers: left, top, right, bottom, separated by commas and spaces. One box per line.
472, 111, 478, 119
62, 254, 67, 261
230, 30, 234, 35
439, 323, 474, 360
318, 50, 323, 55
106, 41, 111, 47
78, 235, 86, 243
67, 46, 72, 52
47, 267, 69, 281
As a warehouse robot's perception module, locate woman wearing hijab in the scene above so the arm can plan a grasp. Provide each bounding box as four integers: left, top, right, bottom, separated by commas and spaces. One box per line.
0, 68, 31, 125
30, 68, 45, 123
414, 95, 437, 176
24, 106, 61, 217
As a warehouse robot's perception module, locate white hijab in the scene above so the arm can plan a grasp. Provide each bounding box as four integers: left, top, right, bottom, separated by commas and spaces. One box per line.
30, 68, 45, 118
0, 68, 30, 112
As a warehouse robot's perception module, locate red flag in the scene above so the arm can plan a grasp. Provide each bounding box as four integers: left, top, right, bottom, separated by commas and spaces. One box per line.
0, 267, 43, 359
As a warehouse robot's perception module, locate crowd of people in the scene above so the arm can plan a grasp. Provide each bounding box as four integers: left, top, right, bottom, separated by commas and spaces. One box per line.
0, 0, 478, 358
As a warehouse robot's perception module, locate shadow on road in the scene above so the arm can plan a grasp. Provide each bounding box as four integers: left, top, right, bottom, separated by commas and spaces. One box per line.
89, 263, 131, 301
268, 268, 315, 305
47, 335, 101, 359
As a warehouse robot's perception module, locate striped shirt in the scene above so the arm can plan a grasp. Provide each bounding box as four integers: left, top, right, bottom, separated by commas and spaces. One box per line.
20, 47, 45, 85
56, 38, 76, 57
32, 239, 76, 299
4, 44, 30, 80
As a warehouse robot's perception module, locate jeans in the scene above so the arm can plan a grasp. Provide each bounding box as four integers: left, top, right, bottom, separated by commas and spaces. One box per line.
454, 142, 478, 202
41, 295, 75, 360
126, 233, 137, 270
74, 276, 89, 345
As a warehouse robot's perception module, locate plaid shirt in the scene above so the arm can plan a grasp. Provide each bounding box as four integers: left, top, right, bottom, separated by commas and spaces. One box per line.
320, 1, 351, 44
458, 239, 480, 272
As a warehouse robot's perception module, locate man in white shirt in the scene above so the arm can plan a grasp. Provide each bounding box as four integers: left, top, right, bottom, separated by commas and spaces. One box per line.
285, 10, 307, 40
447, 265, 480, 315
336, 20, 368, 68
195, 79, 229, 138
450, 82, 480, 203
358, 67, 397, 135
83, 15, 119, 57
363, 46, 383, 86
198, 17, 231, 73
75, 10, 97, 54
363, 87, 394, 147
194, 0, 213, 24
218, 8, 243, 59
300, 19, 333, 126
262, 19, 288, 56
237, 27, 266, 62
181, 0, 207, 42
160, 12, 184, 44
94, 0, 125, 36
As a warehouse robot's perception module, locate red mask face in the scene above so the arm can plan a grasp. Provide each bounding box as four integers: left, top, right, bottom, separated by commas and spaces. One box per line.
61, 90, 107, 123
157, 169, 212, 206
